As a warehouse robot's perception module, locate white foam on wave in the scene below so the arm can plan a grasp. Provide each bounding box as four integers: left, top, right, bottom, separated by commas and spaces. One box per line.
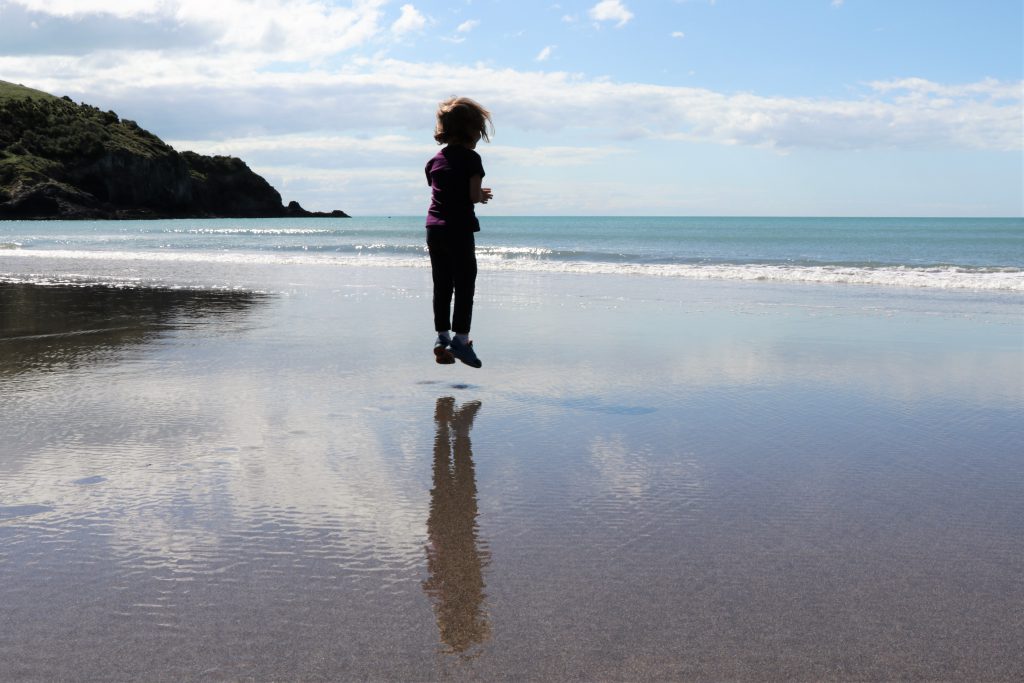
171, 228, 336, 235
4, 248, 1022, 291
0, 242, 22, 250
478, 246, 555, 257
505, 260, 1024, 291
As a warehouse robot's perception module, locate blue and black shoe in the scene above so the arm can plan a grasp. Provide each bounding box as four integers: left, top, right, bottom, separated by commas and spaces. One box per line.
448, 336, 482, 368
433, 335, 455, 364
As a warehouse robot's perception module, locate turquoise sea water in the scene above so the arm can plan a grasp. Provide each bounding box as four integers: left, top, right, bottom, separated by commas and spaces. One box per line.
1, 216, 1022, 291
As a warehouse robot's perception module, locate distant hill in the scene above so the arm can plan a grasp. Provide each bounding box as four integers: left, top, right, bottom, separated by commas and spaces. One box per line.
0, 81, 348, 219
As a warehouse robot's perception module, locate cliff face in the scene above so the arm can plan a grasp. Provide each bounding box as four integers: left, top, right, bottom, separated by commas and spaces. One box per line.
181, 151, 289, 217
73, 149, 194, 210
0, 81, 347, 219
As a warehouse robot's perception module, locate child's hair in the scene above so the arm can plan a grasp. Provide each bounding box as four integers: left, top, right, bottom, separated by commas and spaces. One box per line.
434, 96, 493, 146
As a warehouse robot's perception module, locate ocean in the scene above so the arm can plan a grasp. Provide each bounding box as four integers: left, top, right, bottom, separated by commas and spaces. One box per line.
2, 216, 1022, 292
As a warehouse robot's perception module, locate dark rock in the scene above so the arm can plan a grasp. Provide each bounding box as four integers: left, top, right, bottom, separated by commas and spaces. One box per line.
2, 181, 105, 219
285, 200, 350, 218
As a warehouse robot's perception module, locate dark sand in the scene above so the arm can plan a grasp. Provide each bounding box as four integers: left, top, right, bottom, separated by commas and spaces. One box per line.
1, 264, 1022, 681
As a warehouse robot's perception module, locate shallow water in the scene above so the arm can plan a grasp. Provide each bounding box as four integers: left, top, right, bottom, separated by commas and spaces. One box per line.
2, 215, 1023, 290
1, 267, 1022, 680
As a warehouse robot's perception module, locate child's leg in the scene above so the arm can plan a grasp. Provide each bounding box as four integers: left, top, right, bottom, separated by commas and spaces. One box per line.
445, 231, 481, 367
450, 232, 477, 335
426, 230, 455, 333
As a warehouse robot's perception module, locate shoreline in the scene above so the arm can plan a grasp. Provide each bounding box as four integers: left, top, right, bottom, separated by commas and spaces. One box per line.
2, 248, 1023, 293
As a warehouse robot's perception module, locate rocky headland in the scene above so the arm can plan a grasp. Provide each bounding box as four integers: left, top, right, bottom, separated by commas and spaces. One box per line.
0, 81, 348, 220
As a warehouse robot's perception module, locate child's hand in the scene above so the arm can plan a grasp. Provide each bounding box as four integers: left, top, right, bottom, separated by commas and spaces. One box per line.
480, 187, 493, 204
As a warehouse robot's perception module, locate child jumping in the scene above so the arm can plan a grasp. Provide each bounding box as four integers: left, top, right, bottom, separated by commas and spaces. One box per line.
425, 96, 493, 369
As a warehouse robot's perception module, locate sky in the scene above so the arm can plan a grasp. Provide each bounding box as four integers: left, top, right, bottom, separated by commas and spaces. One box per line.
0, 0, 1021, 216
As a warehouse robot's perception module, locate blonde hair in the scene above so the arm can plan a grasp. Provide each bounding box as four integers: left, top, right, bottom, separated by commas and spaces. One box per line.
433, 96, 493, 146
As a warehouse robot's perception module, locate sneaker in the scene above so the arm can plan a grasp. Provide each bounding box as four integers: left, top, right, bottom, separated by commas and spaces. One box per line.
433, 336, 455, 364
448, 336, 482, 368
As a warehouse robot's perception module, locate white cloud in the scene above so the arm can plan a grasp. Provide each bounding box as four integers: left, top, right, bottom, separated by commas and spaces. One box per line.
4, 3, 1019, 158
867, 76, 1020, 101
589, 0, 633, 27
671, 31, 685, 39
4, 48, 1018, 154
391, 3, 426, 36
456, 19, 479, 33
161, 130, 630, 213
7, 0, 163, 17
2, 0, 391, 62
167, 133, 426, 158
167, 134, 623, 174
489, 144, 624, 167
832, 0, 844, 6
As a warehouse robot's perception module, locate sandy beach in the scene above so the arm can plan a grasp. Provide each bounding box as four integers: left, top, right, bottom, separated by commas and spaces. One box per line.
2, 262, 1022, 681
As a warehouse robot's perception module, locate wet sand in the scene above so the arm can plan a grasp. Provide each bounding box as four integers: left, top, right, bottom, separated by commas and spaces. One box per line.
1, 265, 1023, 681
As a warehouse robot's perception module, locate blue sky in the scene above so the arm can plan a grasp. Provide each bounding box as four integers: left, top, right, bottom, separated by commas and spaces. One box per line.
1, 0, 1021, 216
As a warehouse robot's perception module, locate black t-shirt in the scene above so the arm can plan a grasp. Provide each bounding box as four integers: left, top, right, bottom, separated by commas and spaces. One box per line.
425, 145, 485, 232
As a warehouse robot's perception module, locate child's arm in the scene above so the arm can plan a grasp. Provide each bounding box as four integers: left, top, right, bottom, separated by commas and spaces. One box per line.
469, 175, 493, 204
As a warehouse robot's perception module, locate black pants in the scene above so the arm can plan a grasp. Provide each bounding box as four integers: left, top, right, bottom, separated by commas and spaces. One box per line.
427, 229, 477, 334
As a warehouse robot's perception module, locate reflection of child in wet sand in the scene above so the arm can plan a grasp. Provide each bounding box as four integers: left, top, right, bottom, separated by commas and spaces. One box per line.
423, 397, 490, 654
424, 97, 493, 369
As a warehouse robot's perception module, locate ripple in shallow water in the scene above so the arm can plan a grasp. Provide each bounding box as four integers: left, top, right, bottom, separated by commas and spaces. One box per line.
0, 504, 54, 521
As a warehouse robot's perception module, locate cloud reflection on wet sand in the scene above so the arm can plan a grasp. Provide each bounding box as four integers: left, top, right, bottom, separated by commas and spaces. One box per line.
1, 272, 1022, 680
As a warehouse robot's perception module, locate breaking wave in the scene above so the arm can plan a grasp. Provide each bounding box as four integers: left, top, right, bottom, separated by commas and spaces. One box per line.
3, 247, 1022, 291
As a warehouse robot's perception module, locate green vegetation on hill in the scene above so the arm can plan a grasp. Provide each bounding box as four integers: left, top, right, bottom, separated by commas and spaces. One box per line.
0, 81, 60, 102
0, 92, 167, 185
0, 80, 346, 219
